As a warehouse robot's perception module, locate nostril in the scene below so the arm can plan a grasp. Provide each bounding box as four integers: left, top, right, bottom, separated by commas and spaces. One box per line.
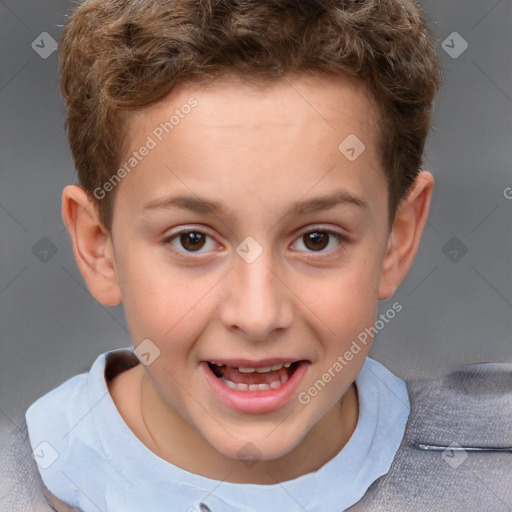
199, 503, 212, 512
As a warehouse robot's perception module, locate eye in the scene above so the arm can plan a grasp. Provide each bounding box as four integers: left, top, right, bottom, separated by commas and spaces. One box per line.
291, 228, 345, 254
163, 229, 217, 254
162, 227, 346, 256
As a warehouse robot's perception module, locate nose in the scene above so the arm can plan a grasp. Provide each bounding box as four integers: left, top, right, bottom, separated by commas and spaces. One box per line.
218, 247, 294, 341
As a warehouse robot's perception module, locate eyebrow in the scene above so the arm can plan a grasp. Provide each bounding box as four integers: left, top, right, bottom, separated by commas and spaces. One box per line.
141, 189, 369, 216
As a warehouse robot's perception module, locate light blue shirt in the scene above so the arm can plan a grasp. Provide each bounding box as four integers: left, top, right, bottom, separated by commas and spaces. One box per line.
25, 348, 410, 512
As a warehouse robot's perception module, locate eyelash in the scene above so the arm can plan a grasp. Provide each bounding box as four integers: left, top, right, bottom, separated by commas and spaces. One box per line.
162, 227, 347, 258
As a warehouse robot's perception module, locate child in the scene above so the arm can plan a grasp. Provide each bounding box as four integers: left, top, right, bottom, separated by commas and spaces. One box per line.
3, 0, 510, 510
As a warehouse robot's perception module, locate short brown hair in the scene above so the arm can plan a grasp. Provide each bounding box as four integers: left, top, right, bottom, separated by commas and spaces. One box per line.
59, 0, 442, 231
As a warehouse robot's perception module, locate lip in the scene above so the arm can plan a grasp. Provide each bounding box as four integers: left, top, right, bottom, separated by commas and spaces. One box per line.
200, 360, 310, 414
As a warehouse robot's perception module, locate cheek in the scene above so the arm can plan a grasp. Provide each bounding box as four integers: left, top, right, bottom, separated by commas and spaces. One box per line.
312, 253, 382, 346
116, 244, 220, 364
114, 244, 188, 340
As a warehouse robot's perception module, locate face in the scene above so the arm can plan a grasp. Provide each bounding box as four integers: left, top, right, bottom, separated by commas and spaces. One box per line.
107, 74, 392, 467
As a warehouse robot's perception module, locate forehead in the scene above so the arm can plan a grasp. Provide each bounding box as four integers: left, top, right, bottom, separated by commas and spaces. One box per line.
115, 73, 386, 222
126, 72, 381, 146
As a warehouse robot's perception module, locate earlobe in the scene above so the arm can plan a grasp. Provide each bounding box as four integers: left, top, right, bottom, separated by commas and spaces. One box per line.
61, 185, 122, 306
378, 171, 434, 300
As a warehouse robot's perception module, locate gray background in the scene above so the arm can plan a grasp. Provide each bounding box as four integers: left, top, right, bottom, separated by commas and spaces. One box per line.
0, 0, 511, 423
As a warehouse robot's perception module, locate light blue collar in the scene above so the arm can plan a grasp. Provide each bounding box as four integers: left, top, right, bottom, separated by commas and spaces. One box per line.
26, 348, 410, 512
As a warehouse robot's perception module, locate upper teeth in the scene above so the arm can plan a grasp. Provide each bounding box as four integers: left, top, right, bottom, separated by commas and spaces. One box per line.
213, 362, 292, 373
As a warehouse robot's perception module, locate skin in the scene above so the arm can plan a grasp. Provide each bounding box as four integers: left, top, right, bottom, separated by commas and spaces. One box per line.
62, 73, 433, 484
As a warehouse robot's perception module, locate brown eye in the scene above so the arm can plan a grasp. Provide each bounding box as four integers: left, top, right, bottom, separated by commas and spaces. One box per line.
303, 232, 329, 251
164, 230, 215, 254
293, 229, 345, 254
179, 232, 206, 251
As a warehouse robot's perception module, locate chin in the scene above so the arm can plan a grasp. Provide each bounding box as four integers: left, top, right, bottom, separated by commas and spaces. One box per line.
203, 423, 306, 464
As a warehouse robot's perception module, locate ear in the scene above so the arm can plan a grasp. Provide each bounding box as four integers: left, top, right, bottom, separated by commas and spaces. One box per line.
61, 185, 122, 306
378, 171, 434, 300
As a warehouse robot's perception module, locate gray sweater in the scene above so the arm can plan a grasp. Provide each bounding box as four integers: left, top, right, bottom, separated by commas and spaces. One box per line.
1, 361, 511, 512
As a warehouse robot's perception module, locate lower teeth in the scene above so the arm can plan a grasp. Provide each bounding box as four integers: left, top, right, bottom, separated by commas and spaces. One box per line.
219, 373, 288, 392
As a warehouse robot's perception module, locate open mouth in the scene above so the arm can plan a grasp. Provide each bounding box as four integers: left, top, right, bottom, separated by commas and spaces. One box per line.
201, 358, 310, 413
207, 361, 303, 392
